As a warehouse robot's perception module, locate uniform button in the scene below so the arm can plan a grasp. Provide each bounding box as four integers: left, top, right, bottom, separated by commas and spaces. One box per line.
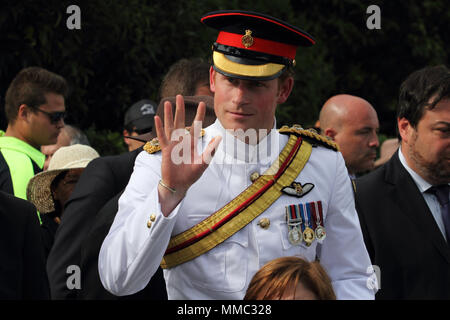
258, 218, 270, 229
147, 221, 152, 228
150, 214, 156, 222
250, 172, 260, 183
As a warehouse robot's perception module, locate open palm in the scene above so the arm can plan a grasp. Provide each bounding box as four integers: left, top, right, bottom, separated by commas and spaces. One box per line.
154, 95, 221, 199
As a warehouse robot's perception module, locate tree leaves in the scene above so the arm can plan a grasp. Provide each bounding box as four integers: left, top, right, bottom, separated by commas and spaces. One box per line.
0, 0, 448, 154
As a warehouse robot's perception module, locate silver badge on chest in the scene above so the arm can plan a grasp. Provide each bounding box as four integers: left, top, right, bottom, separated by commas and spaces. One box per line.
285, 205, 303, 245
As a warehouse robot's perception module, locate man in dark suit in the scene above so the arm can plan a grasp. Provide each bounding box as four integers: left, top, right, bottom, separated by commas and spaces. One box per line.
0, 190, 50, 299
355, 65, 450, 299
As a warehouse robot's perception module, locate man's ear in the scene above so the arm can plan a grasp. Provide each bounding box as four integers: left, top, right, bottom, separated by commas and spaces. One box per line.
17, 104, 30, 122
209, 66, 216, 93
397, 117, 412, 143
276, 77, 294, 104
323, 128, 337, 140
123, 129, 131, 146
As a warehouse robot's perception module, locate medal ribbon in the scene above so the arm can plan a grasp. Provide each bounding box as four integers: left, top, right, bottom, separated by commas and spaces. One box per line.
306, 202, 315, 229
287, 204, 302, 224
316, 201, 324, 227
299, 203, 306, 233
303, 203, 311, 229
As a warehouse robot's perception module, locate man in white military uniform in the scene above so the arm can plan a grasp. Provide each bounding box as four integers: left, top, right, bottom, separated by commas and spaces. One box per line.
99, 10, 374, 300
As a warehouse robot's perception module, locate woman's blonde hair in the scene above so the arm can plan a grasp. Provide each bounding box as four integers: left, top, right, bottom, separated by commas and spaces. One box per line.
244, 256, 336, 300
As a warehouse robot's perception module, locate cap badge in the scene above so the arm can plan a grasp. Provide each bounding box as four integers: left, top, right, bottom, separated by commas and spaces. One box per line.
241, 29, 254, 48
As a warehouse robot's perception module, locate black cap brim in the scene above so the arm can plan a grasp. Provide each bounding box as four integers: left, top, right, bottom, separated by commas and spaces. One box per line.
201, 10, 315, 47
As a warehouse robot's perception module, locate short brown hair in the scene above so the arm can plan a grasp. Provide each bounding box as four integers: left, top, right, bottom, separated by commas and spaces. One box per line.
5, 67, 68, 123
244, 256, 336, 300
397, 65, 450, 139
159, 58, 210, 99
279, 65, 295, 83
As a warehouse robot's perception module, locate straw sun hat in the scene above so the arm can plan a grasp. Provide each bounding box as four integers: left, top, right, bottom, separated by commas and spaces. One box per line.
27, 144, 100, 213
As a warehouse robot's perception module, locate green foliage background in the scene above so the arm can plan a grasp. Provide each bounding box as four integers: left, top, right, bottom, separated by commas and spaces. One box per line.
0, 0, 448, 155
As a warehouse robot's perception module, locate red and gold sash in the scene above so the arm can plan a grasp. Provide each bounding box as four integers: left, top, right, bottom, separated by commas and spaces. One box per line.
160, 134, 312, 269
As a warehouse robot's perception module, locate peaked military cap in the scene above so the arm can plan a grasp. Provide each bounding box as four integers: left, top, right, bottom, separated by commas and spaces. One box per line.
201, 10, 315, 80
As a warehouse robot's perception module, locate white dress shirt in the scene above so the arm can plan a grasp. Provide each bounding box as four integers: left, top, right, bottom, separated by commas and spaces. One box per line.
99, 119, 374, 299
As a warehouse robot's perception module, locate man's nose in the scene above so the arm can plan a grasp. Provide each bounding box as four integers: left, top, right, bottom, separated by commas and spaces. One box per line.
56, 119, 65, 129
231, 84, 249, 106
369, 131, 379, 148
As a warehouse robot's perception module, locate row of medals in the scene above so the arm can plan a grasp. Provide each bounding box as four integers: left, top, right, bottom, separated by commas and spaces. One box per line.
288, 219, 326, 247
249, 172, 326, 247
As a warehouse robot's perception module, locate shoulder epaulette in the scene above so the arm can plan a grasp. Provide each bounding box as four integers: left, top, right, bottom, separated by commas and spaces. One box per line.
279, 124, 339, 151
144, 138, 161, 154
143, 128, 207, 155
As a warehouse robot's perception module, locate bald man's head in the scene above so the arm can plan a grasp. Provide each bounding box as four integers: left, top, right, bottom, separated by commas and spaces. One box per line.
320, 95, 372, 129
319, 94, 380, 175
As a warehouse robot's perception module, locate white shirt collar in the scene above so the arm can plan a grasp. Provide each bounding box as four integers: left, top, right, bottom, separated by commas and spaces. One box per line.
207, 118, 280, 163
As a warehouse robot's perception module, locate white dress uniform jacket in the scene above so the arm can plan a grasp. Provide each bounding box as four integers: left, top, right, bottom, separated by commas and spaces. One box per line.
99, 119, 374, 299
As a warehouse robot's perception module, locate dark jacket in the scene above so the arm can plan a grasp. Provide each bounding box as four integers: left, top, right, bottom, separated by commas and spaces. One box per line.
0, 191, 50, 299
40, 212, 59, 259
355, 151, 450, 299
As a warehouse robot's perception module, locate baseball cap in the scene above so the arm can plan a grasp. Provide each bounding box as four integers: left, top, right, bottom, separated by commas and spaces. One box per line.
124, 99, 157, 133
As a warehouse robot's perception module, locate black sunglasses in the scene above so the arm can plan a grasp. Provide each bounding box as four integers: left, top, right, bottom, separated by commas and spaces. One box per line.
32, 107, 66, 124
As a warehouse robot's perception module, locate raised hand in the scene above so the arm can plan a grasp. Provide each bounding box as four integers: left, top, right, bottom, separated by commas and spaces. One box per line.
154, 95, 221, 216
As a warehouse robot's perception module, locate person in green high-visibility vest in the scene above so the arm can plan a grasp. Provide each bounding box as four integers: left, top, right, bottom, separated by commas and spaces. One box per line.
0, 67, 68, 223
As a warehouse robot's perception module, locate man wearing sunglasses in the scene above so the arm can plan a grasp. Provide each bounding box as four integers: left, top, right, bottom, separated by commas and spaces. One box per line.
0, 67, 67, 206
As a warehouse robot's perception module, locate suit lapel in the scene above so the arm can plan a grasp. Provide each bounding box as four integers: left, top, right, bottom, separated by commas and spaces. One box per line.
385, 152, 450, 264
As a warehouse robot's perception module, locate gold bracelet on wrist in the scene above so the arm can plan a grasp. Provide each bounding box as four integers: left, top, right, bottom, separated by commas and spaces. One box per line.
159, 179, 177, 194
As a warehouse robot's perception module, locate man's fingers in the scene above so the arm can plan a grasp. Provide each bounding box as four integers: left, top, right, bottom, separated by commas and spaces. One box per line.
154, 115, 168, 148
202, 135, 222, 165
174, 95, 186, 129
193, 101, 206, 128
164, 101, 174, 139
188, 101, 206, 154
189, 101, 206, 135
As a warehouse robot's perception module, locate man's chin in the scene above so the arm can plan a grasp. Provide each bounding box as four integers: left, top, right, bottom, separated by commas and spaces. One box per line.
353, 161, 376, 174
222, 120, 252, 133
423, 162, 450, 185
436, 166, 450, 183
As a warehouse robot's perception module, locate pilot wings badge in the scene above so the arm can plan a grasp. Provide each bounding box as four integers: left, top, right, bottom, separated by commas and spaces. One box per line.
281, 181, 314, 198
